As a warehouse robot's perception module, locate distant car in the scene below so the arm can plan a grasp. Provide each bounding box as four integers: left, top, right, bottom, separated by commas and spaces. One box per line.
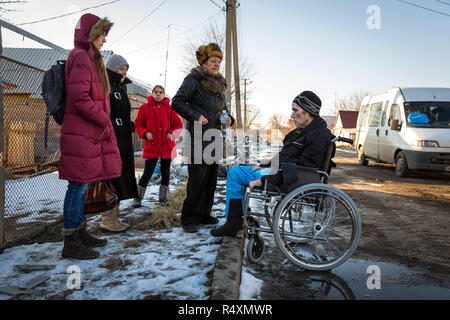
354, 87, 450, 177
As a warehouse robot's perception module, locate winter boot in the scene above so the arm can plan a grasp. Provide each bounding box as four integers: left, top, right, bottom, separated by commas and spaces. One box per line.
100, 207, 127, 232
210, 199, 244, 237
134, 185, 147, 208
159, 185, 169, 206
61, 228, 100, 260
78, 221, 107, 247
111, 204, 129, 230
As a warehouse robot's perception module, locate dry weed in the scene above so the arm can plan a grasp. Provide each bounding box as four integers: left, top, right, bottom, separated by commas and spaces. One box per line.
99, 256, 133, 273
135, 183, 186, 231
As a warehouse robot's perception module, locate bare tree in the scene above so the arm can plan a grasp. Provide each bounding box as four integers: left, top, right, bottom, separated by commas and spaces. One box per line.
335, 89, 370, 112
245, 103, 262, 128
269, 113, 286, 131
181, 21, 259, 124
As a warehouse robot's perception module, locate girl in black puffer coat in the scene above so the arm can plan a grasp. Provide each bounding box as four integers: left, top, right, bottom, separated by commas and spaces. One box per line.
103, 54, 139, 232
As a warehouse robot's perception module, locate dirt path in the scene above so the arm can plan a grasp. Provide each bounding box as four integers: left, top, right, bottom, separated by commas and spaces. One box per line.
242, 149, 450, 299
330, 149, 450, 273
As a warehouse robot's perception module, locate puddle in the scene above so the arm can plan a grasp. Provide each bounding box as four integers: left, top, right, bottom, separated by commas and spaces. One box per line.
332, 258, 450, 300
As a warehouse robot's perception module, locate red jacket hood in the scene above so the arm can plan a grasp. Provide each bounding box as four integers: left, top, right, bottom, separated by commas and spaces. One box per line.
147, 96, 171, 106
74, 13, 100, 50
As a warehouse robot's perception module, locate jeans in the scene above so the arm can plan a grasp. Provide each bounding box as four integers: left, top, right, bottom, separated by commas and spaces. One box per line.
225, 166, 271, 218
63, 181, 89, 229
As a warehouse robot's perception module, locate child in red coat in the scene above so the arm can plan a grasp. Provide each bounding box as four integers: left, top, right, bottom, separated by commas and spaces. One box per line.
134, 85, 183, 205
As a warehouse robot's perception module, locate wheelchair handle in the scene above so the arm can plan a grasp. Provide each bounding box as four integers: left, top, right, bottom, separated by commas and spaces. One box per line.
333, 136, 353, 145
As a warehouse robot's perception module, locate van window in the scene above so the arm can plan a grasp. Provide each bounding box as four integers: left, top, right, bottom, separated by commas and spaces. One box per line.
368, 102, 383, 127
358, 105, 369, 127
381, 100, 389, 127
388, 104, 401, 126
405, 102, 450, 128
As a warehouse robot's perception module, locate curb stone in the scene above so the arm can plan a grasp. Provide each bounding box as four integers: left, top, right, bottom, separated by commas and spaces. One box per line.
210, 230, 244, 300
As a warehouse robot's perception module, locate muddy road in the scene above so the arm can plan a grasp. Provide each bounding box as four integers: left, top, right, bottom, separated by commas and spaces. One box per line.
243, 149, 450, 300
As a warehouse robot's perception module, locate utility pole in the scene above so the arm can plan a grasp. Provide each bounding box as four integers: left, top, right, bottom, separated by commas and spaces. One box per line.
230, 0, 242, 129
164, 24, 172, 89
243, 78, 251, 130
225, 1, 232, 114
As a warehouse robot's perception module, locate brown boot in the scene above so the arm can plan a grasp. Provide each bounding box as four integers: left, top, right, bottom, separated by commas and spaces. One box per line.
61, 228, 100, 260
79, 221, 107, 247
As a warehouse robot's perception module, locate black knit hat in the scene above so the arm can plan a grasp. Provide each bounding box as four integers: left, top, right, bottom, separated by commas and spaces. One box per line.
293, 91, 322, 117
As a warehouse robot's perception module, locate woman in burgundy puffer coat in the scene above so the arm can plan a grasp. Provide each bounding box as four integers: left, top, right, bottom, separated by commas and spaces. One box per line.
59, 13, 122, 260
134, 85, 183, 206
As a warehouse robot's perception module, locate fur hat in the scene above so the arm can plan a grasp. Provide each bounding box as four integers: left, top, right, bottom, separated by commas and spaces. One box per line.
196, 43, 223, 66
88, 17, 114, 42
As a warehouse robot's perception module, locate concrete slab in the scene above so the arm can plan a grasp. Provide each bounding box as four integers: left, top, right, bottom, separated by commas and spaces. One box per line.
210, 231, 244, 300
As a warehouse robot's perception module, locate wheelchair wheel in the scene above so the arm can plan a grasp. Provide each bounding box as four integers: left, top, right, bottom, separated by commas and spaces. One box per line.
273, 183, 361, 271
247, 235, 266, 263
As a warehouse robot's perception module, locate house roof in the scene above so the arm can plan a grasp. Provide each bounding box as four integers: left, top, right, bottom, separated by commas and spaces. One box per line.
1, 47, 151, 97
334, 110, 359, 129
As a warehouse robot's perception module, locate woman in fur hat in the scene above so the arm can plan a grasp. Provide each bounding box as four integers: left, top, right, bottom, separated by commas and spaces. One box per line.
172, 43, 234, 233
59, 13, 122, 259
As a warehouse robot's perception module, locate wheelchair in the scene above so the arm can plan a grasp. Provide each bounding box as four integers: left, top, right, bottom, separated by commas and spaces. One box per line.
243, 136, 361, 271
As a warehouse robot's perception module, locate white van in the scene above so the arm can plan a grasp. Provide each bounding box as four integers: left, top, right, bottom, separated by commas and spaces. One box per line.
354, 87, 450, 177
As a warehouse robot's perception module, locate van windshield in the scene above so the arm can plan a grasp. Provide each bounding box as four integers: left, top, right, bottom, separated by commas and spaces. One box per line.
404, 102, 450, 128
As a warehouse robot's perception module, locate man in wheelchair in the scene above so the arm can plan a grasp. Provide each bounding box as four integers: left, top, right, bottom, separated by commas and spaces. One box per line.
211, 91, 333, 237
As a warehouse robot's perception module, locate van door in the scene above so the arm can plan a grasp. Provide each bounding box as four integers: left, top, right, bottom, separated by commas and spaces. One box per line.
364, 102, 383, 159
355, 104, 369, 151
378, 100, 390, 161
379, 103, 402, 163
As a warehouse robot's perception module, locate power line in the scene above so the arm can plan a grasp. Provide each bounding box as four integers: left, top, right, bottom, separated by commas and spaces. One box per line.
107, 0, 168, 47
16, 0, 121, 26
435, 0, 450, 6
208, 0, 225, 11
124, 9, 223, 56
394, 0, 450, 18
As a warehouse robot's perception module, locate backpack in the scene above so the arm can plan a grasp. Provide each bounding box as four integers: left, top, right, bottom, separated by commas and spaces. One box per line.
41, 60, 66, 148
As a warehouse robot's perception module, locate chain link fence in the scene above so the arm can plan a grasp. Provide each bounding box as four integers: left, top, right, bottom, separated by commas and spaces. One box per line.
1, 55, 66, 245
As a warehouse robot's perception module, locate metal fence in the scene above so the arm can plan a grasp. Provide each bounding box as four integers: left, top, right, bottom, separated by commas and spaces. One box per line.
0, 55, 65, 244
0, 20, 71, 248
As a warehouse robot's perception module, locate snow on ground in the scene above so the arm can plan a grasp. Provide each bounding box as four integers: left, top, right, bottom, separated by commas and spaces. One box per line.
5, 172, 67, 223
239, 264, 264, 300
0, 179, 228, 300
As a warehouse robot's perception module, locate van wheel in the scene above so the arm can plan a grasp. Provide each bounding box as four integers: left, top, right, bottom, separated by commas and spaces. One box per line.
395, 151, 410, 177
358, 147, 369, 166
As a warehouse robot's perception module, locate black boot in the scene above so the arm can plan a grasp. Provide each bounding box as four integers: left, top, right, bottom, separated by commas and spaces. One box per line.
210, 199, 243, 237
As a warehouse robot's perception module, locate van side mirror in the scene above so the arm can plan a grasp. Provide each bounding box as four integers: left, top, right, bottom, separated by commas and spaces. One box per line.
390, 119, 401, 131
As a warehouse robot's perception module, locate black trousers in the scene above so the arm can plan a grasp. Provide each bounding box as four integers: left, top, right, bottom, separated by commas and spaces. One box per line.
181, 163, 218, 226
138, 158, 171, 187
